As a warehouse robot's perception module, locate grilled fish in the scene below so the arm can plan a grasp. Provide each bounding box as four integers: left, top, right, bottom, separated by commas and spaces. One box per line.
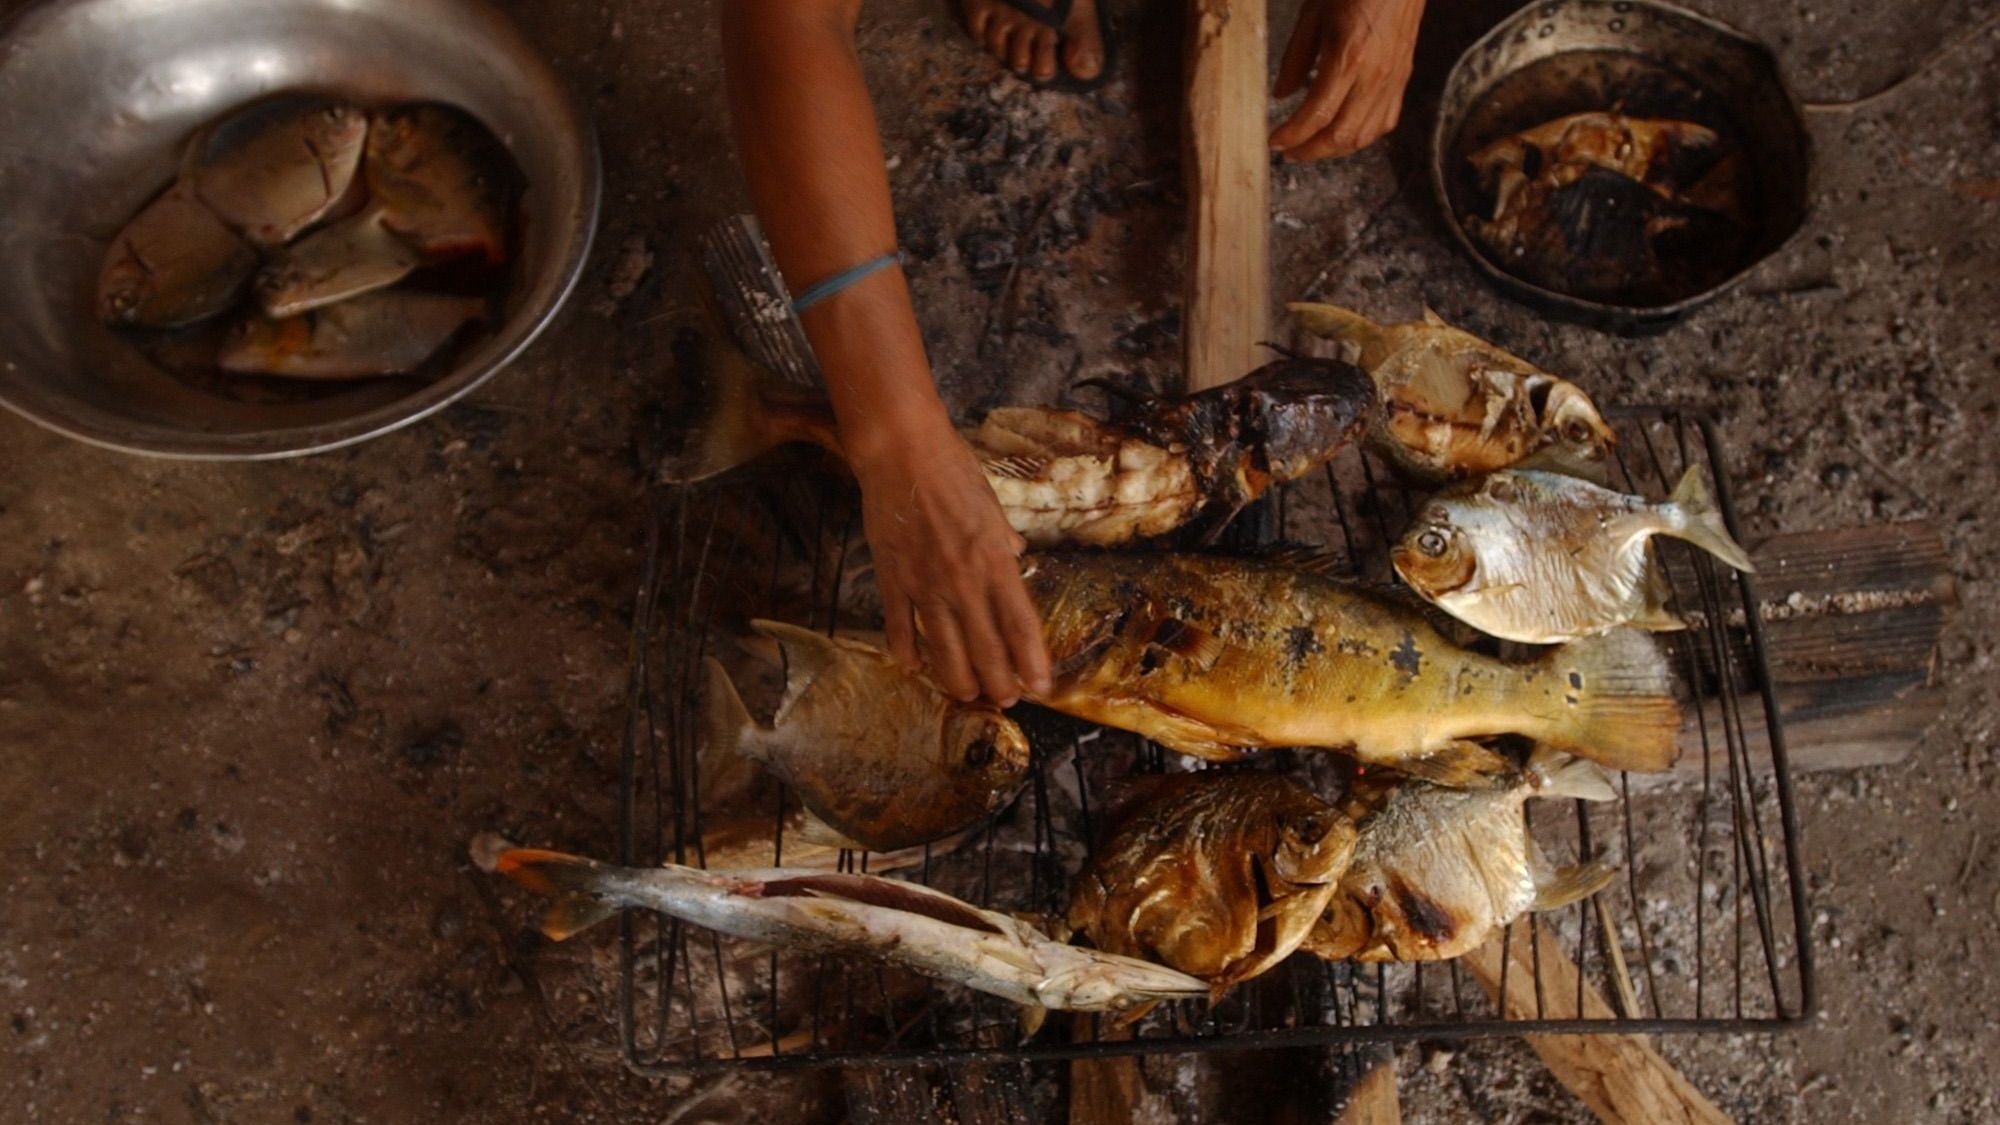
217, 291, 484, 379
1394, 466, 1755, 644
183, 95, 369, 246
704, 620, 1030, 852
1068, 773, 1355, 993
1024, 552, 1682, 780
1304, 752, 1618, 962
1289, 303, 1616, 484
663, 331, 1374, 547
496, 850, 1211, 1016
1467, 112, 1722, 219
96, 185, 258, 328
365, 104, 513, 264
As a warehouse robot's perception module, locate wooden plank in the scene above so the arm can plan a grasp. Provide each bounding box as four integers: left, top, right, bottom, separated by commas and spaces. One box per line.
1068, 1017, 1151, 1125
843, 1066, 940, 1125
943, 1061, 1040, 1124
1464, 921, 1735, 1125
1334, 1059, 1402, 1125
1183, 0, 1269, 391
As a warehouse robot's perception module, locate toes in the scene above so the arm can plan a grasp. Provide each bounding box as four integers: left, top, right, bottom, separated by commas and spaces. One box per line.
1031, 28, 1058, 81
986, 21, 1016, 66
1063, 24, 1103, 79
1009, 23, 1036, 73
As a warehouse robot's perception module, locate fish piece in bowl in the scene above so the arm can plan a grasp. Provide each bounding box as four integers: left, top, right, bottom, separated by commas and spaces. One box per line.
365, 103, 515, 264
217, 291, 485, 379
96, 185, 258, 328
183, 94, 369, 247
255, 210, 425, 318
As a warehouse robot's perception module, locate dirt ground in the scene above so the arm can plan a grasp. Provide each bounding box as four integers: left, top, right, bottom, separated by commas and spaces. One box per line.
3, 0, 1996, 1121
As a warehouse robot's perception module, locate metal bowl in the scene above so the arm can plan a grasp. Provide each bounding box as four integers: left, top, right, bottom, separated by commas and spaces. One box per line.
0, 0, 599, 458
1430, 0, 1811, 329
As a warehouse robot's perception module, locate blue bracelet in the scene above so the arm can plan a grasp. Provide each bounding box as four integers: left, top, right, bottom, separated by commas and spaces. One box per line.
791, 251, 905, 313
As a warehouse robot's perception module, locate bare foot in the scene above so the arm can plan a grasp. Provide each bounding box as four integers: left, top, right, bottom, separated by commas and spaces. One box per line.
961, 0, 1103, 85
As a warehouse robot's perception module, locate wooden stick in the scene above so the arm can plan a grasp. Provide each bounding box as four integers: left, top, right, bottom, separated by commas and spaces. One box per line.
1463, 920, 1735, 1125
1335, 1058, 1403, 1125
1183, 0, 1270, 391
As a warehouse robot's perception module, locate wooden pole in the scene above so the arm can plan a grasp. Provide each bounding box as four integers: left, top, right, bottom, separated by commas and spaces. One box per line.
1183, 0, 1270, 391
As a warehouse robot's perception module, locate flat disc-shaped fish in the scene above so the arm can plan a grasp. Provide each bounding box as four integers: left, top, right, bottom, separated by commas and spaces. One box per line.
365, 104, 513, 264
704, 621, 1031, 852
96, 185, 257, 328
184, 95, 369, 246
255, 210, 424, 317
217, 291, 484, 379
1069, 773, 1355, 991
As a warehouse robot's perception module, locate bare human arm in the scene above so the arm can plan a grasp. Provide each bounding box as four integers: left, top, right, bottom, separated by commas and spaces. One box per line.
1270, 0, 1427, 162
717, 1, 1052, 706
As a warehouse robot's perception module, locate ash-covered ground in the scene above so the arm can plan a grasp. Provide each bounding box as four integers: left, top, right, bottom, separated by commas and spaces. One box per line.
2, 0, 1996, 1121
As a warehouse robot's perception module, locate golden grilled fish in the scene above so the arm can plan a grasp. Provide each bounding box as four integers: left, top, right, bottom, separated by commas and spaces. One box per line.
217, 292, 484, 379
1024, 552, 1682, 781
1068, 773, 1355, 995
662, 330, 1374, 547
183, 95, 369, 246
703, 620, 1030, 852
96, 185, 258, 328
1394, 466, 1755, 644
1289, 303, 1616, 484
365, 104, 514, 264
496, 851, 1210, 1017
1467, 112, 1722, 218
1304, 752, 1618, 963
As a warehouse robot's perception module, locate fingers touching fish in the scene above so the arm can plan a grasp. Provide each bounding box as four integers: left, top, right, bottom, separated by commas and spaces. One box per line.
1288, 303, 1616, 484
184, 95, 369, 247
494, 850, 1209, 1016
1394, 466, 1754, 643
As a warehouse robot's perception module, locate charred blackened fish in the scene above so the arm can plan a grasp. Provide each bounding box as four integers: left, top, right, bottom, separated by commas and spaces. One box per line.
217, 291, 484, 379
364, 104, 513, 264
1068, 773, 1355, 994
96, 185, 258, 328
496, 850, 1211, 1016
704, 620, 1030, 851
183, 95, 369, 246
1467, 112, 1722, 217
1024, 552, 1682, 780
1394, 466, 1754, 644
1304, 752, 1618, 963
664, 333, 1375, 547
1289, 303, 1616, 484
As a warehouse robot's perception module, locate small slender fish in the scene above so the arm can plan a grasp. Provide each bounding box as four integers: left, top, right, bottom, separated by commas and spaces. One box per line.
1394, 466, 1755, 644
1068, 773, 1356, 995
365, 104, 513, 264
217, 291, 484, 379
1025, 551, 1683, 781
183, 95, 369, 246
1289, 303, 1617, 484
1305, 752, 1619, 963
704, 620, 1030, 852
495, 849, 1211, 1017
255, 210, 423, 317
96, 185, 258, 328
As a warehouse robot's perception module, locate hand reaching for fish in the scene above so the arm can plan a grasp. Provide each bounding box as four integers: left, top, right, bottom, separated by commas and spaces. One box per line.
850, 413, 1052, 707
1271, 0, 1427, 161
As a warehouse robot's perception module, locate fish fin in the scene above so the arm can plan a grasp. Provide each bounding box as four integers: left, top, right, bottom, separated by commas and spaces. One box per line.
1016, 1004, 1049, 1039
1148, 730, 1256, 763
1287, 302, 1380, 350
1395, 740, 1515, 789
1542, 630, 1683, 773
749, 619, 846, 705
983, 454, 1050, 481
1421, 306, 1449, 327
1629, 554, 1688, 632
1663, 466, 1755, 572
1109, 999, 1162, 1030
1529, 749, 1618, 802
702, 657, 764, 770
793, 807, 870, 851
493, 849, 624, 941
1260, 546, 1349, 578
1146, 617, 1225, 671
1532, 860, 1619, 912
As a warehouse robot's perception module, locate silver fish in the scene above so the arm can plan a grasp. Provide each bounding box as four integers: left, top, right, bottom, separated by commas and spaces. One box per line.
184, 95, 369, 246
96, 185, 257, 328
365, 104, 512, 264
254, 210, 423, 317
1394, 466, 1754, 644
217, 291, 484, 379
496, 849, 1210, 1017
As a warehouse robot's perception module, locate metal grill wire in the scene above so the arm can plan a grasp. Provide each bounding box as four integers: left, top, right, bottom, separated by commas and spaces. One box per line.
613, 408, 1812, 1075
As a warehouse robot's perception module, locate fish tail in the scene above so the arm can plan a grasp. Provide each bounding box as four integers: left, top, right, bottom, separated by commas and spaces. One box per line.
1527, 748, 1618, 802
659, 328, 835, 483
1663, 466, 1755, 573
1540, 630, 1683, 773
494, 848, 628, 941
702, 657, 759, 765
1287, 302, 1382, 355
1532, 859, 1619, 912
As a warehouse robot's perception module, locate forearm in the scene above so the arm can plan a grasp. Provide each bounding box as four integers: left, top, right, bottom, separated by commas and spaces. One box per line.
718, 1, 948, 466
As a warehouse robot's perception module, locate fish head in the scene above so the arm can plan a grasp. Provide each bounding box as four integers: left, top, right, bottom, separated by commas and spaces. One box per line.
1520, 380, 1617, 482
1270, 806, 1358, 887
942, 707, 1032, 792
1233, 358, 1377, 483
1391, 503, 1480, 601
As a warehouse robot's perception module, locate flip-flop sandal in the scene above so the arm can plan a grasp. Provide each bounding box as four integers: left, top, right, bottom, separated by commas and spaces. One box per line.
968, 0, 1118, 94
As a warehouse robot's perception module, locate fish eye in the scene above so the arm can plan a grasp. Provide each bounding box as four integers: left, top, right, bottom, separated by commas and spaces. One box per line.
964, 738, 994, 768
1416, 530, 1450, 558
1562, 419, 1596, 446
